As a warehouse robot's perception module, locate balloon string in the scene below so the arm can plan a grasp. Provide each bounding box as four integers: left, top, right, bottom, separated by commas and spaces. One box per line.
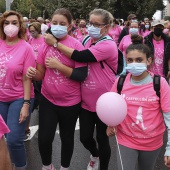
115, 133, 124, 170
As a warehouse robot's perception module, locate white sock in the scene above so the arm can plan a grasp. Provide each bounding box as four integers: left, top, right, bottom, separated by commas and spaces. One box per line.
60, 166, 68, 170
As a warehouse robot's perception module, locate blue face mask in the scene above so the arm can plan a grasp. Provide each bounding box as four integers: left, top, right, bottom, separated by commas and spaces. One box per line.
125, 63, 147, 76
131, 19, 138, 23
87, 25, 102, 39
51, 25, 68, 39
129, 28, 138, 35
145, 25, 149, 29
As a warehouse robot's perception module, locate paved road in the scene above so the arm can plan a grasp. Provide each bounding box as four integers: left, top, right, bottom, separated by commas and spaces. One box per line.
25, 110, 169, 170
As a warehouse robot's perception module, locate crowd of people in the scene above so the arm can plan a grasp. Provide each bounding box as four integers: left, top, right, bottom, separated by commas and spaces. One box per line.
1, 7, 170, 170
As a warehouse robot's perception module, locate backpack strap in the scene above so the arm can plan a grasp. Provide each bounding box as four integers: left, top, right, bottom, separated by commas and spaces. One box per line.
82, 35, 91, 46
117, 74, 160, 102
153, 75, 160, 102
117, 74, 127, 94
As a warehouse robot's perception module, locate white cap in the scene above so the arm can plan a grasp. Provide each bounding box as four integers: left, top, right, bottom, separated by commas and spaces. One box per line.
151, 20, 164, 27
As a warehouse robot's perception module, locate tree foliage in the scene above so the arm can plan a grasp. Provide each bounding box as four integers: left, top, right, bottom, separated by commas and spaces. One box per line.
0, 0, 166, 21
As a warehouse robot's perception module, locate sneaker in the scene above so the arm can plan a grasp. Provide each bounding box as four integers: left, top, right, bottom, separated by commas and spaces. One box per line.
42, 164, 56, 170
24, 129, 31, 142
87, 155, 99, 170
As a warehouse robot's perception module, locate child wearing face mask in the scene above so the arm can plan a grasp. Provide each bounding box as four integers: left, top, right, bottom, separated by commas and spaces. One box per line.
26, 8, 88, 170
107, 34, 170, 170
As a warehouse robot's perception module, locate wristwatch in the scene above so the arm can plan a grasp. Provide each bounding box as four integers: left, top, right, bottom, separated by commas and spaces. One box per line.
53, 42, 58, 48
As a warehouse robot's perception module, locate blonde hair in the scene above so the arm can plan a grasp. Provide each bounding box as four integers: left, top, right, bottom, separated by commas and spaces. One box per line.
29, 22, 41, 34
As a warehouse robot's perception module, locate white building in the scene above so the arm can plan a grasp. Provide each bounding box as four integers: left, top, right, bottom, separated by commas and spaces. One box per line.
163, 2, 170, 18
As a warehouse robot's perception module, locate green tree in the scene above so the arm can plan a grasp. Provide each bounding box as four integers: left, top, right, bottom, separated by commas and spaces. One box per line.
0, 0, 6, 13
2, 0, 166, 21
113, 0, 165, 20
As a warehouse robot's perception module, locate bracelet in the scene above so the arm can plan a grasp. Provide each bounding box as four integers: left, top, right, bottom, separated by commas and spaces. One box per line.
23, 102, 30, 106
23, 100, 31, 105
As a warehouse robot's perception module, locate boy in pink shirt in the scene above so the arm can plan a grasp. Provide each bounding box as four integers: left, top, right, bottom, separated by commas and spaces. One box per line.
107, 35, 170, 169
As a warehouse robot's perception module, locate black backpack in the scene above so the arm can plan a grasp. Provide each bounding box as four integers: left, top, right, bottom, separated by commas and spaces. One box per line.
117, 74, 161, 102
82, 35, 124, 75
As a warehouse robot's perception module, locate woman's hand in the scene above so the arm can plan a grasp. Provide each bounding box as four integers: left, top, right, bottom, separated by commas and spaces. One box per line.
164, 156, 170, 167
45, 56, 62, 69
44, 33, 57, 46
19, 104, 29, 123
26, 67, 36, 78
106, 126, 116, 137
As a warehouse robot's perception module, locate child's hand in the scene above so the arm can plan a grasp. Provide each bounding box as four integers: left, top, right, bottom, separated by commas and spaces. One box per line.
164, 156, 170, 167
106, 126, 116, 137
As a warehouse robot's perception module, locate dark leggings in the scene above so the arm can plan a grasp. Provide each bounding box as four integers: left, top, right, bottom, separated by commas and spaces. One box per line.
79, 108, 111, 170
38, 95, 81, 168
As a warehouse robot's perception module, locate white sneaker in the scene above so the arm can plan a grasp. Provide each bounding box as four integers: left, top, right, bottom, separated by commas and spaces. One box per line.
87, 155, 99, 170
42, 164, 56, 170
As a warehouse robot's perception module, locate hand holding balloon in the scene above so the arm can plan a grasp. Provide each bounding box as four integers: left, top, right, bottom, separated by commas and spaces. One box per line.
106, 126, 116, 137
96, 92, 127, 126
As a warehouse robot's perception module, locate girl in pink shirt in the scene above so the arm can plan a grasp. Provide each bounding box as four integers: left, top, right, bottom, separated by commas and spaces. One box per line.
0, 11, 35, 170
26, 8, 87, 170
107, 35, 170, 170
44, 8, 118, 170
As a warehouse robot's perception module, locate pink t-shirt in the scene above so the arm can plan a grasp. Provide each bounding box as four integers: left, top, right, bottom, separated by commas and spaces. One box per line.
141, 30, 151, 37
149, 39, 164, 77
37, 35, 86, 106
81, 37, 118, 112
0, 115, 10, 139
0, 39, 35, 102
73, 28, 88, 42
111, 72, 170, 150
28, 36, 44, 59
119, 34, 132, 57
108, 25, 122, 45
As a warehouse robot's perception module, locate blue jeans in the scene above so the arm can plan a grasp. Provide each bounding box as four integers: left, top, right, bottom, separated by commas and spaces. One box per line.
0, 98, 34, 168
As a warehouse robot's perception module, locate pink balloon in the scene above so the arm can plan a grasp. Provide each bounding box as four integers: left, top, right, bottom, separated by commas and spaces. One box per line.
96, 92, 127, 126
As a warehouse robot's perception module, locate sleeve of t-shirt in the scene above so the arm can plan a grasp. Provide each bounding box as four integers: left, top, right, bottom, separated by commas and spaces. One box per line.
73, 40, 88, 68
23, 45, 36, 75
88, 40, 117, 62
160, 77, 170, 113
